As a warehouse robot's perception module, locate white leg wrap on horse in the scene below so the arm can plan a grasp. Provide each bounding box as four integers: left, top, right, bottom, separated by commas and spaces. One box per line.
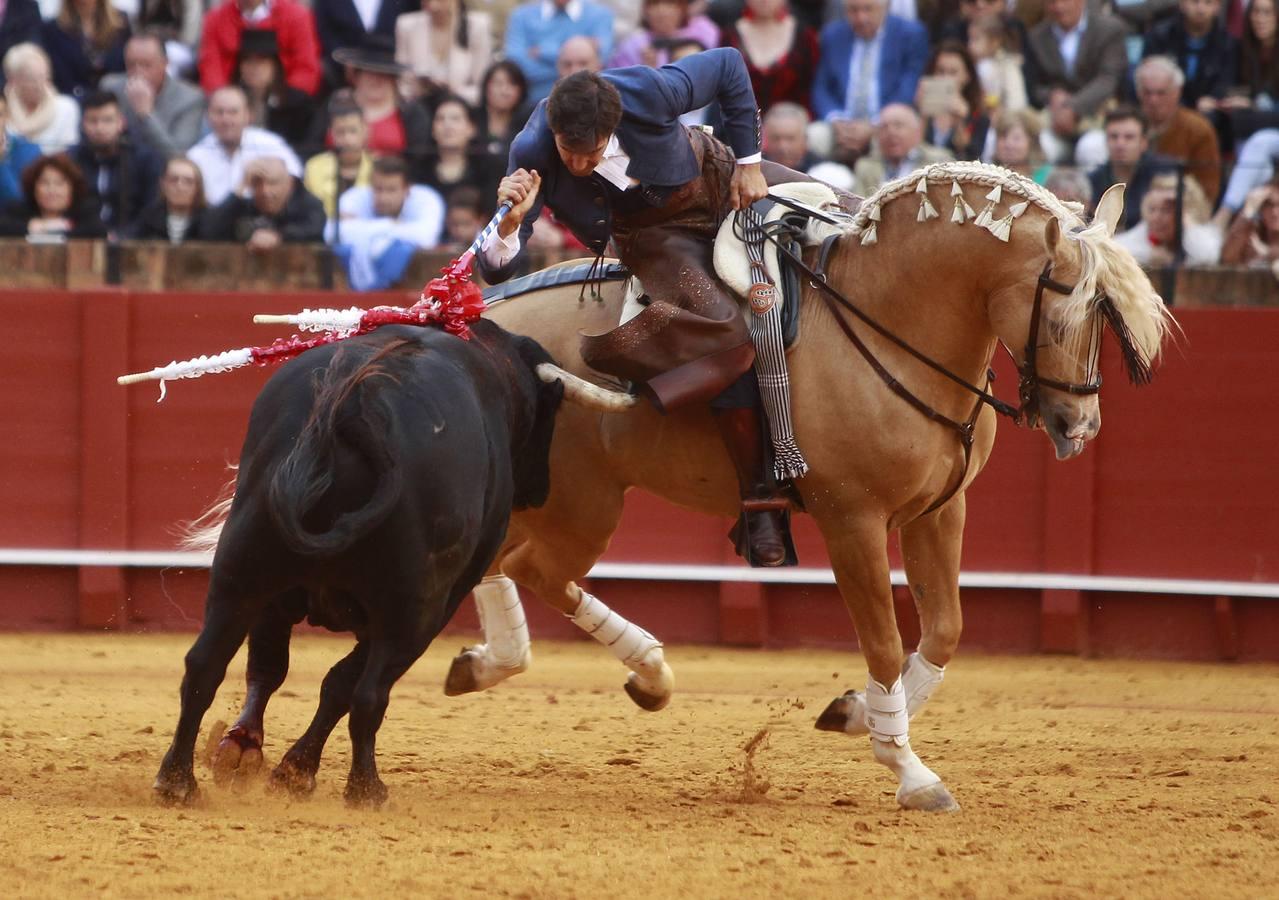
473, 574, 530, 669
834, 652, 945, 735
864, 677, 911, 746
902, 652, 945, 715
867, 678, 942, 801
569, 588, 663, 676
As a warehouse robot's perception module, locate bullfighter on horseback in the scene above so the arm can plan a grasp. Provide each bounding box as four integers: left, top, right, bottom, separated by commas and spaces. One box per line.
478, 47, 795, 567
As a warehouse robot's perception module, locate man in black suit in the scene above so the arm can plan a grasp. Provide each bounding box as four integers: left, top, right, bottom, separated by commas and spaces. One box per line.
313, 0, 407, 86
69, 91, 164, 234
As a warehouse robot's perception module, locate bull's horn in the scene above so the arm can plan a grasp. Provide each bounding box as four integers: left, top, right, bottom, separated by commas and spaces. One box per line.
536, 363, 637, 412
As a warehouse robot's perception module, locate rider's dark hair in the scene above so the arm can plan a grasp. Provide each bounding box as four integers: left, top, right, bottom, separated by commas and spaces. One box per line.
546, 72, 622, 149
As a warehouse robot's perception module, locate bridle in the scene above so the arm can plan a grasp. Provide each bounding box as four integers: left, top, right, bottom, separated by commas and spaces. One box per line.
764, 227, 1107, 515
1019, 262, 1104, 430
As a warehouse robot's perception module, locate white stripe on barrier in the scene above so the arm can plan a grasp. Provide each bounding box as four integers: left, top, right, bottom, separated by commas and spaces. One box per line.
0, 548, 1275, 598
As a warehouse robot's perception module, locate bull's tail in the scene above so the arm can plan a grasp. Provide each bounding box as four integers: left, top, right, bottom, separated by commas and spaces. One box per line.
268, 339, 413, 557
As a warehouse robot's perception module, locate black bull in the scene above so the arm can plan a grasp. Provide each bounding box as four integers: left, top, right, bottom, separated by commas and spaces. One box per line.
153, 321, 564, 806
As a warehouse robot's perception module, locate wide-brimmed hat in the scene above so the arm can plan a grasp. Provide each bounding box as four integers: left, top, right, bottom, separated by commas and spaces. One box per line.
332, 34, 407, 76
238, 28, 279, 59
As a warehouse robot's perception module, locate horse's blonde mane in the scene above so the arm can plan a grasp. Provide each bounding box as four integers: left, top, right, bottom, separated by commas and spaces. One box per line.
850, 161, 1173, 375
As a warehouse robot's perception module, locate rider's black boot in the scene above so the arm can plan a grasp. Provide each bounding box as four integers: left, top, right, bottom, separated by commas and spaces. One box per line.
714, 406, 790, 567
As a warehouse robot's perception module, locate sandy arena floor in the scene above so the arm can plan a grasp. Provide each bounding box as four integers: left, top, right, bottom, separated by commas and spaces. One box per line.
0, 632, 1274, 899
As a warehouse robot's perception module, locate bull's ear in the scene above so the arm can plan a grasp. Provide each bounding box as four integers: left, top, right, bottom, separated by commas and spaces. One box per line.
1094, 183, 1126, 237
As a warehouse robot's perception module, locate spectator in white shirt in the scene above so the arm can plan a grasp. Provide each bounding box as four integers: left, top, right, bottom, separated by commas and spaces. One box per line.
327, 155, 445, 290
187, 85, 302, 205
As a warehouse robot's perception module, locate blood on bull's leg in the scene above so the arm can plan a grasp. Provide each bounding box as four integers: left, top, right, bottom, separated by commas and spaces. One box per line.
212, 592, 306, 786
444, 574, 531, 696
567, 584, 674, 711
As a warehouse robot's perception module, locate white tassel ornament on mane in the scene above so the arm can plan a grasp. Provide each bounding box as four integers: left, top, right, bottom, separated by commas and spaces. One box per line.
915, 176, 937, 221
985, 198, 1031, 242
860, 203, 880, 246
973, 184, 1002, 228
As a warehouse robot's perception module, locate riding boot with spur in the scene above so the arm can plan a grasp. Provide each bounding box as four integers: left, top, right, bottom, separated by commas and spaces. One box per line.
714, 407, 792, 568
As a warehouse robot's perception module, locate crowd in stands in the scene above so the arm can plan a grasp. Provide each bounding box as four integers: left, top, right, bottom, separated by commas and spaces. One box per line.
4, 0, 1279, 285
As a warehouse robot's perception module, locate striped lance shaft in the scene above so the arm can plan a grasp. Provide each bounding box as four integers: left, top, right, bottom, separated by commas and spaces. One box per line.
450, 201, 513, 274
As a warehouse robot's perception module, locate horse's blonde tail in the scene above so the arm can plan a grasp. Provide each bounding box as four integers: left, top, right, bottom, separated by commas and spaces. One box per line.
178, 467, 238, 553
536, 363, 637, 413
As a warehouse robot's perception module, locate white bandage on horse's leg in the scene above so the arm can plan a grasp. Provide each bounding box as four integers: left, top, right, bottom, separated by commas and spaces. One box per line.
569, 587, 665, 677
902, 652, 945, 716
866, 677, 942, 799
473, 574, 530, 669
864, 677, 911, 747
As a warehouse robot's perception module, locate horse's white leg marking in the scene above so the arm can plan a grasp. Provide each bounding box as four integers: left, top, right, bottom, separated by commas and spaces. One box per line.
866, 677, 959, 812
568, 585, 674, 710
446, 575, 531, 694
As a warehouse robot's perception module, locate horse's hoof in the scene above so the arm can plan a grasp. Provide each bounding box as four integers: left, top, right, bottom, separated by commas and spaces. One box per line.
211, 726, 264, 787
814, 691, 868, 734
897, 781, 960, 813
344, 778, 389, 809
153, 770, 199, 806
443, 646, 530, 696
268, 760, 317, 798
623, 659, 674, 712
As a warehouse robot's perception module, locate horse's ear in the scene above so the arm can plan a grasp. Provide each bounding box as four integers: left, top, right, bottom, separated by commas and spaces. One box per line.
1042, 216, 1064, 260
1094, 183, 1126, 237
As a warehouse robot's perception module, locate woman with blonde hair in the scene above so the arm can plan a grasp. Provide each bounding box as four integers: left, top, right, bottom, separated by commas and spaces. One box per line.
394, 0, 492, 105
1116, 173, 1223, 266
987, 107, 1050, 184
41, 0, 131, 96
2, 43, 80, 153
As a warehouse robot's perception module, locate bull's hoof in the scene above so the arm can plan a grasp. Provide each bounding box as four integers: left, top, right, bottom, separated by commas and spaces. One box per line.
211, 725, 264, 787
344, 777, 388, 809
623, 659, 674, 712
897, 781, 960, 813
443, 646, 530, 696
814, 691, 868, 734
268, 760, 317, 798
153, 769, 199, 806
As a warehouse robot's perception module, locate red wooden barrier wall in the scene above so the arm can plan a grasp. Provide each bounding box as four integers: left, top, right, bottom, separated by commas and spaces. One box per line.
0, 288, 1275, 660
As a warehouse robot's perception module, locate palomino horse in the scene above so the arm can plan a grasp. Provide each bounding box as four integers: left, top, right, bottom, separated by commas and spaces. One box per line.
449, 162, 1173, 812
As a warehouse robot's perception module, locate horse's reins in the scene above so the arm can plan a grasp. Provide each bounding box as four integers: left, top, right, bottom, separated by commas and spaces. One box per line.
753, 216, 1104, 516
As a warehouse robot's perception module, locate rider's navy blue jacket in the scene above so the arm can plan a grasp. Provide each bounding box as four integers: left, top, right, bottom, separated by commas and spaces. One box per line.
478, 47, 761, 285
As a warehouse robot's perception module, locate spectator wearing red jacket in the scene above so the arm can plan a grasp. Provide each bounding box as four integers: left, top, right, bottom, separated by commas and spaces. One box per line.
199, 0, 322, 96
